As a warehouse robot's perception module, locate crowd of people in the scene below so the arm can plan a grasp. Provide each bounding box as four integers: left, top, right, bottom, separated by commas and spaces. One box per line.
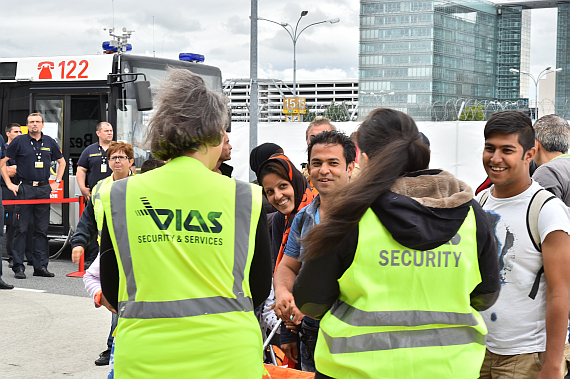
3, 67, 570, 379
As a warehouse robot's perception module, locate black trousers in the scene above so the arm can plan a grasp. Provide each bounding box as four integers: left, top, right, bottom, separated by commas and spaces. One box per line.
12, 184, 50, 272
83, 196, 99, 265
3, 185, 34, 264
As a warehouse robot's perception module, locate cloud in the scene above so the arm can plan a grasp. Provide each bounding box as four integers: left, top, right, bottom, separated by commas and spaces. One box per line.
225, 15, 250, 35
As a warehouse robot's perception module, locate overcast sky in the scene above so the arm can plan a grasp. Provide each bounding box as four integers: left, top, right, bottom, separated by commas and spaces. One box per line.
0, 0, 560, 98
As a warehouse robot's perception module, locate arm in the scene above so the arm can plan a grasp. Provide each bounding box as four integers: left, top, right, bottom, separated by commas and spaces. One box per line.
100, 217, 119, 312
75, 166, 91, 200
470, 201, 500, 311
50, 157, 66, 192
1, 157, 18, 195
70, 200, 98, 263
274, 211, 304, 322
249, 207, 272, 309
274, 255, 302, 321
294, 227, 359, 319
538, 229, 570, 379
83, 254, 102, 305
6, 165, 17, 178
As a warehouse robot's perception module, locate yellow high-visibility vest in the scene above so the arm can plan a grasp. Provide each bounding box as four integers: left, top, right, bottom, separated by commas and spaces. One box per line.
101, 156, 264, 379
316, 207, 487, 379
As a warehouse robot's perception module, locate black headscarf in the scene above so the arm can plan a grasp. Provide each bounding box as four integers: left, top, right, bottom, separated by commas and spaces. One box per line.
250, 143, 283, 176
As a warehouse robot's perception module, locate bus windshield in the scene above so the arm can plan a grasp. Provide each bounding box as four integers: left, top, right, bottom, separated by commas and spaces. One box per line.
115, 56, 222, 168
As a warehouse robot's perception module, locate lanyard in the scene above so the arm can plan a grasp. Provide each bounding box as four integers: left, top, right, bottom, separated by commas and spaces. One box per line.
98, 144, 107, 165
30, 139, 44, 162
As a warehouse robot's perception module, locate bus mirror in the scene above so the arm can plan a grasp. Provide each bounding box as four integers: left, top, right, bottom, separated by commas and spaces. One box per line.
134, 81, 153, 111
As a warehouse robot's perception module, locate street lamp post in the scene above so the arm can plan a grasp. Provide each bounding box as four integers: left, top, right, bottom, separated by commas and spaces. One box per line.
258, 11, 339, 96
509, 66, 562, 119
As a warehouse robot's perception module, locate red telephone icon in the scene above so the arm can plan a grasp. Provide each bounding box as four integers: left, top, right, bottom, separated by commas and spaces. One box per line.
37, 61, 54, 80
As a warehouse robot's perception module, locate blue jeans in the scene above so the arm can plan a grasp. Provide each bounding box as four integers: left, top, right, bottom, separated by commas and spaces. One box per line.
300, 317, 319, 372
107, 313, 118, 350
107, 340, 115, 379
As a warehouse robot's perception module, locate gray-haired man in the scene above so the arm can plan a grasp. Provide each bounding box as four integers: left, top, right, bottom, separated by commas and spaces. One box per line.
532, 114, 570, 206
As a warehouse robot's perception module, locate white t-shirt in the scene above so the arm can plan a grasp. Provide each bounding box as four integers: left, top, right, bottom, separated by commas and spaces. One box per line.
476, 180, 570, 355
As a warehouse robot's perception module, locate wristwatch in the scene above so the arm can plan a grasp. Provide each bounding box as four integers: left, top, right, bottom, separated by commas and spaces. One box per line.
55, 179, 61, 183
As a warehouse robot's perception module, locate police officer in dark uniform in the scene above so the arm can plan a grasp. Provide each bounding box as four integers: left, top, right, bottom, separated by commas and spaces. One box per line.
75, 121, 113, 267
2, 123, 34, 268
1, 113, 66, 279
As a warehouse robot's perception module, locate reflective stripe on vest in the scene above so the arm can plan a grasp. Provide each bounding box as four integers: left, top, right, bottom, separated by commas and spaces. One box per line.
321, 326, 485, 355
330, 299, 479, 327
109, 177, 254, 319
92, 176, 112, 237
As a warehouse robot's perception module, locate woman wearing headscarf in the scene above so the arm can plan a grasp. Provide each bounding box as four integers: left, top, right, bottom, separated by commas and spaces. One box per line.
258, 154, 315, 367
257, 154, 314, 272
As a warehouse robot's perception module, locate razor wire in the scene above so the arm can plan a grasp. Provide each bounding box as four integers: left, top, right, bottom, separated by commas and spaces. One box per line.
227, 97, 569, 122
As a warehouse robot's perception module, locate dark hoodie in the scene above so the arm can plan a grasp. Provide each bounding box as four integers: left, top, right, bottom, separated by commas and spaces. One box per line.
293, 169, 500, 320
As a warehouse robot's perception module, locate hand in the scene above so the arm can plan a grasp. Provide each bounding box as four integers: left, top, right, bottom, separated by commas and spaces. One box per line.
7, 182, 18, 196
273, 291, 304, 323
284, 319, 299, 334
537, 364, 563, 379
71, 246, 85, 263
100, 293, 117, 314
281, 342, 298, 364
80, 187, 91, 201
50, 181, 59, 193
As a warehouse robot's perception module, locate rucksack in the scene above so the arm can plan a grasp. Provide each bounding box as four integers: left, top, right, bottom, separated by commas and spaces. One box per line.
479, 188, 556, 300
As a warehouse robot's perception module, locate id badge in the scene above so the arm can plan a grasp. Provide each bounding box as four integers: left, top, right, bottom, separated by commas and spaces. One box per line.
101, 164, 107, 173
35, 162, 44, 169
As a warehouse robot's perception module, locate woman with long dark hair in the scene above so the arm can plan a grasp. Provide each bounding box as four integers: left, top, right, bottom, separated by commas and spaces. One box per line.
293, 108, 500, 379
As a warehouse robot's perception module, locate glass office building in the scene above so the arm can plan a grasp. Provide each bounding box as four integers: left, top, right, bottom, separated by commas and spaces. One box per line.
358, 0, 531, 120
497, 6, 531, 100
556, 3, 570, 115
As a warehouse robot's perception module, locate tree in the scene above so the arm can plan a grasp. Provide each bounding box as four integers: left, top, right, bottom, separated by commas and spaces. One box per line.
457, 104, 486, 121
302, 101, 351, 122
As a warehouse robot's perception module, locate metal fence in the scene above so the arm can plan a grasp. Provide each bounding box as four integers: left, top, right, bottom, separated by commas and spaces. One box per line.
228, 98, 570, 122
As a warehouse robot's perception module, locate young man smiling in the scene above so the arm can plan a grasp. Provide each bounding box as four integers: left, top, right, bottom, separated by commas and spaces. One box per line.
273, 130, 355, 371
477, 111, 570, 379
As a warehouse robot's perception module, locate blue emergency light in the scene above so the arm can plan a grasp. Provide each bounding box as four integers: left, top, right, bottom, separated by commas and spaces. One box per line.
179, 53, 205, 63
103, 41, 132, 53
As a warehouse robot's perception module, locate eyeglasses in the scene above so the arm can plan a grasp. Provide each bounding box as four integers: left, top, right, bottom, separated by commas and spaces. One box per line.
110, 156, 129, 161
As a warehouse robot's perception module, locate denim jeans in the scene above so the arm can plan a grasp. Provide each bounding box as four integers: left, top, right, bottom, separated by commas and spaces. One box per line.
107, 313, 118, 350
299, 317, 319, 372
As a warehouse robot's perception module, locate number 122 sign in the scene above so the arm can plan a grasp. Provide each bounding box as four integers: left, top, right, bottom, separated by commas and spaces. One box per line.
17, 55, 114, 82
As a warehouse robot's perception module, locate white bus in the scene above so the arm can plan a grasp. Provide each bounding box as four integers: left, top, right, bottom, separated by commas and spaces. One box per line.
0, 52, 223, 249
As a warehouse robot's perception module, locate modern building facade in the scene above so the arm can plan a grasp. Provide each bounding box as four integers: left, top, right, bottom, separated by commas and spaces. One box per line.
359, 0, 566, 120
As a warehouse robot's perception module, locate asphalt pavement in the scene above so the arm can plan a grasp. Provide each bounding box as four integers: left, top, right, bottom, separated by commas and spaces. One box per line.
0, 258, 112, 379
3, 258, 570, 379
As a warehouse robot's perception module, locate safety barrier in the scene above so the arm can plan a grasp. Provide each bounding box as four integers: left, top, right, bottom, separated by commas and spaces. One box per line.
2, 196, 85, 277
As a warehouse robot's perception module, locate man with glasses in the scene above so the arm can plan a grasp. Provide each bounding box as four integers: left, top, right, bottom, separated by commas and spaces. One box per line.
76, 122, 114, 268
0, 113, 66, 279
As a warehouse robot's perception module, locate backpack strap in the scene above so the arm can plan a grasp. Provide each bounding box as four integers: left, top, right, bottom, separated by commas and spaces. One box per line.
526, 189, 556, 300
526, 189, 556, 252
478, 189, 490, 207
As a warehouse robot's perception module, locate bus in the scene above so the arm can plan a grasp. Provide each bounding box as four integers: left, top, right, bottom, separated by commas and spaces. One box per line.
0, 51, 223, 248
